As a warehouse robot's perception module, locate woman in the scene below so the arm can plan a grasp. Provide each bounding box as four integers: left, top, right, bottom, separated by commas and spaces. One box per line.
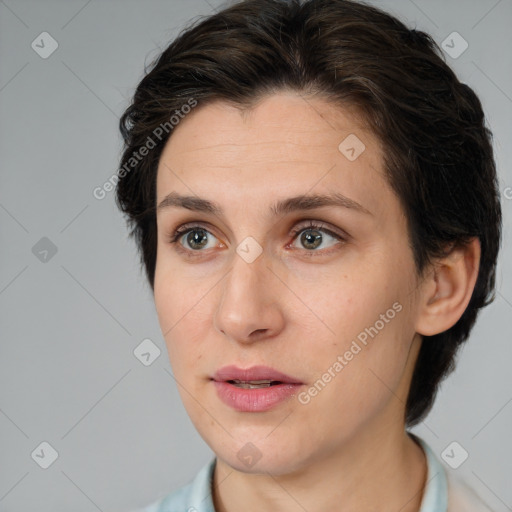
116, 1, 502, 510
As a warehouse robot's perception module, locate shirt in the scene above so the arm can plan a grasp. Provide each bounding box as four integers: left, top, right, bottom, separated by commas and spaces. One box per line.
135, 435, 494, 512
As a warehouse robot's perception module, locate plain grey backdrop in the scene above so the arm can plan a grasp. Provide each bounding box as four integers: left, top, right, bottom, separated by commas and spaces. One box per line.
0, 0, 511, 511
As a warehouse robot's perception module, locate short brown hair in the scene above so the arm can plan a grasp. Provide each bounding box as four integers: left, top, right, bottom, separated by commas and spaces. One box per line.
116, 0, 502, 426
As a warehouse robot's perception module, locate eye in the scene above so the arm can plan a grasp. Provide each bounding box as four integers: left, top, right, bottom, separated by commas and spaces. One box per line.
167, 220, 347, 255
169, 224, 223, 252
289, 221, 346, 253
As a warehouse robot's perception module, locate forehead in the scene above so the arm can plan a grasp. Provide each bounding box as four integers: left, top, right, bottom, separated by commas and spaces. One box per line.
160, 92, 377, 163
156, 92, 393, 222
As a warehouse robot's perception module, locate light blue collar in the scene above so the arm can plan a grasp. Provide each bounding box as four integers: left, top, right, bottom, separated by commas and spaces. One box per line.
413, 433, 449, 512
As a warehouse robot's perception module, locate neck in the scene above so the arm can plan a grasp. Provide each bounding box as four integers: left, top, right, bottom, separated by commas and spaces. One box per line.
212, 426, 427, 512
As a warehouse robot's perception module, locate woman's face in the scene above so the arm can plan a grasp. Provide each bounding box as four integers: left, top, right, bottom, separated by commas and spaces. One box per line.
154, 91, 425, 474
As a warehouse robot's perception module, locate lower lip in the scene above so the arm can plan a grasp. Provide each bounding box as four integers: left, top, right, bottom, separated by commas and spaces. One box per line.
213, 381, 303, 412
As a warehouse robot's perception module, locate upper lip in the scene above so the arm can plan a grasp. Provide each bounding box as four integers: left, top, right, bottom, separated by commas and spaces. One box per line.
212, 365, 303, 384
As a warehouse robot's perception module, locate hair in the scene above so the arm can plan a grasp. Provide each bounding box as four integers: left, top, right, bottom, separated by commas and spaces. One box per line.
115, 0, 502, 426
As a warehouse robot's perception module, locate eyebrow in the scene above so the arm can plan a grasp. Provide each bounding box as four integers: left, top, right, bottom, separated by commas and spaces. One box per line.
157, 191, 372, 217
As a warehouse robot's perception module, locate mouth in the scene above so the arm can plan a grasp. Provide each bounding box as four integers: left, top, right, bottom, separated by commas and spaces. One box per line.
211, 365, 304, 412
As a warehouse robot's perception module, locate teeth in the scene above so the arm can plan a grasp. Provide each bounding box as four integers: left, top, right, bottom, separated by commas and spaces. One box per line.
232, 379, 273, 384
229, 379, 279, 389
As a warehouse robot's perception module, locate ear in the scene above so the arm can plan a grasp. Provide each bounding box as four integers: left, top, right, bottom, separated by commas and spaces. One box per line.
415, 238, 481, 336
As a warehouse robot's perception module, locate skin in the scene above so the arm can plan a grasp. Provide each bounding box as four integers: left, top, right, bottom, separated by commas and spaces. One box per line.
153, 91, 481, 512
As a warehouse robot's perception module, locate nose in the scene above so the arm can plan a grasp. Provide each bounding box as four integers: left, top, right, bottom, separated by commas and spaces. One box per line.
213, 247, 285, 345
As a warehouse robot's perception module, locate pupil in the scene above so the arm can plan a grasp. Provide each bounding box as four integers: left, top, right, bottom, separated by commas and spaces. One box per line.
187, 229, 208, 249
301, 230, 322, 249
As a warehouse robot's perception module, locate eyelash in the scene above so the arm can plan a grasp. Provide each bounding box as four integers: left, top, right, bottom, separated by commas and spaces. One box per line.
167, 220, 347, 256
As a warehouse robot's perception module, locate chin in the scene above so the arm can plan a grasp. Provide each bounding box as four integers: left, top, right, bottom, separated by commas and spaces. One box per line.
207, 433, 310, 476
223, 452, 304, 476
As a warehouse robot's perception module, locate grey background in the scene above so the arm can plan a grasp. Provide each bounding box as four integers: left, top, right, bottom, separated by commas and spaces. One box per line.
0, 0, 511, 511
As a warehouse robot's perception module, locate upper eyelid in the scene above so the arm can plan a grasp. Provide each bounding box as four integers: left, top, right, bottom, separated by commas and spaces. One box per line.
290, 220, 342, 235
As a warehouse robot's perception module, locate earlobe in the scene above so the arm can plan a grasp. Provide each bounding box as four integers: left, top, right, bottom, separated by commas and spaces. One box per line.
415, 238, 481, 336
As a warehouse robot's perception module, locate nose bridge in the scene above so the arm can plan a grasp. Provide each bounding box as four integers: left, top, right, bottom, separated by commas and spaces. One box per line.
214, 243, 280, 342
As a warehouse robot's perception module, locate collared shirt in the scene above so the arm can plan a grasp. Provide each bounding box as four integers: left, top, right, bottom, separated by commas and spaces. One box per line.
136, 435, 493, 512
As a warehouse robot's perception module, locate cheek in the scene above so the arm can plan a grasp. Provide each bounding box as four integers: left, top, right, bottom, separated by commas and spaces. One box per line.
153, 266, 208, 369
298, 264, 398, 348
297, 263, 414, 400
297, 316, 412, 442
154, 248, 211, 328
